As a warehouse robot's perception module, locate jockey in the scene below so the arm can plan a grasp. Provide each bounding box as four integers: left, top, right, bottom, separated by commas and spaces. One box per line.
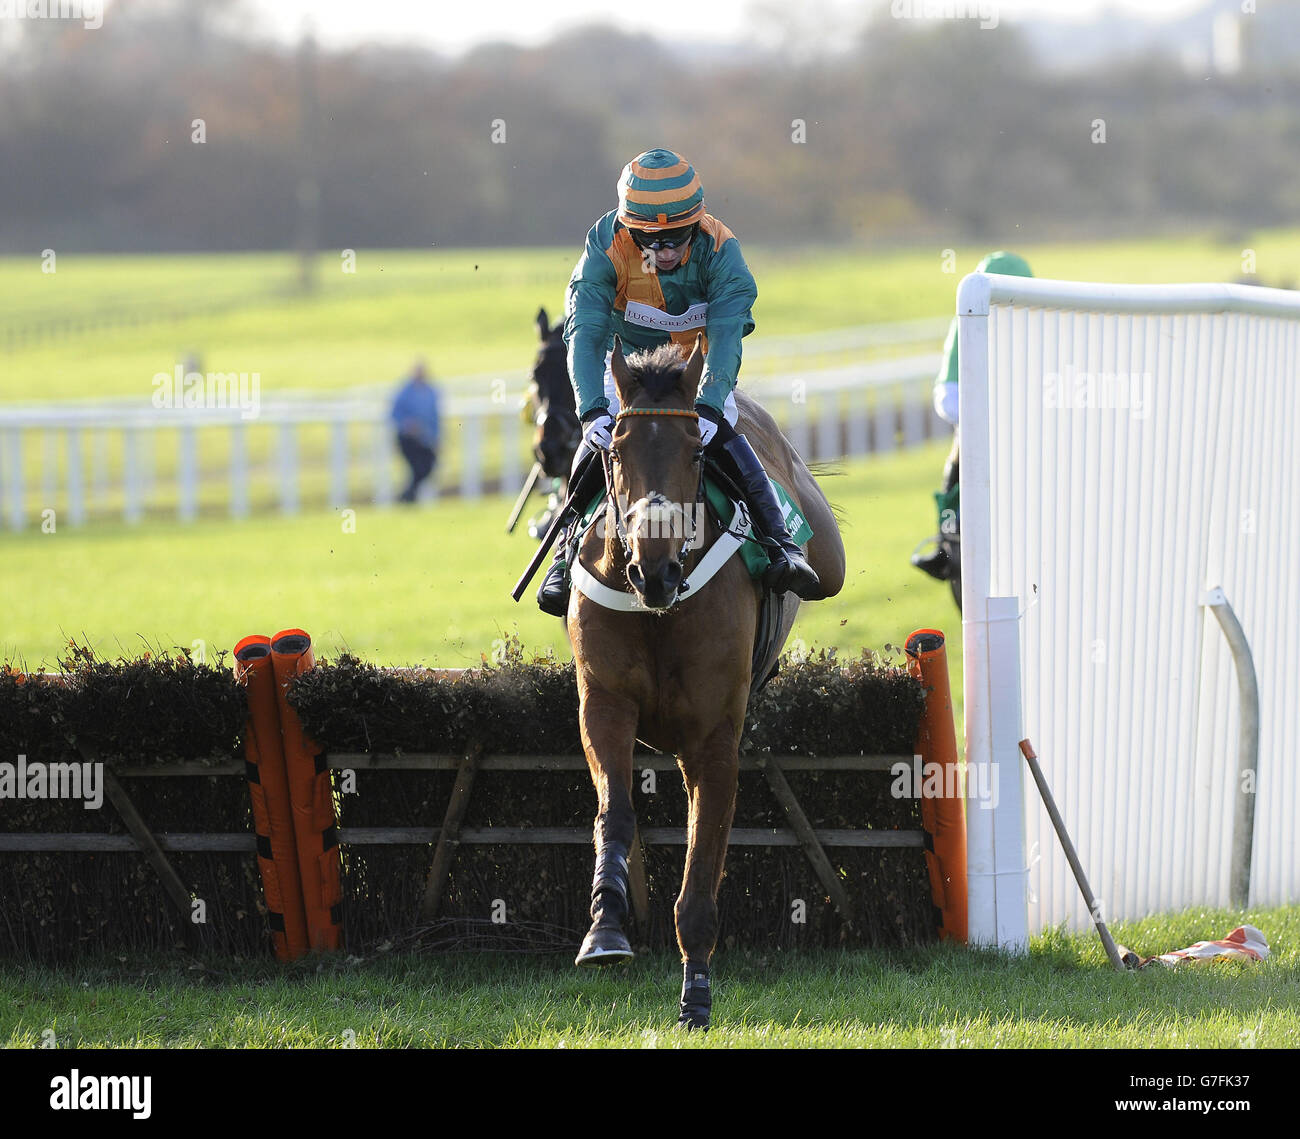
537, 148, 821, 615
911, 249, 1033, 582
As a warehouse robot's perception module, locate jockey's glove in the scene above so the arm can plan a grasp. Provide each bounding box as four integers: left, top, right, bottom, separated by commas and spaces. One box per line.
580, 407, 615, 451
695, 403, 724, 450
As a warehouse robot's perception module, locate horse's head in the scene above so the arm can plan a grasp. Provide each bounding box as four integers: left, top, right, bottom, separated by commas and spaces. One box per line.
527, 307, 579, 479
608, 334, 706, 611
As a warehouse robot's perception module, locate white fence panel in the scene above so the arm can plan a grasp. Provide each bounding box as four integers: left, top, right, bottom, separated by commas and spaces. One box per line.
961, 274, 1300, 942
0, 337, 947, 528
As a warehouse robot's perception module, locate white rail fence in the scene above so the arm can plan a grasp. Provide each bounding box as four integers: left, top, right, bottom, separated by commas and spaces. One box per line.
0, 349, 946, 530
960, 274, 1300, 945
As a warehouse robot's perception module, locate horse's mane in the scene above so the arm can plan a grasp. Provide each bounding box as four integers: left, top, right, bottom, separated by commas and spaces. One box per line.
622, 343, 690, 400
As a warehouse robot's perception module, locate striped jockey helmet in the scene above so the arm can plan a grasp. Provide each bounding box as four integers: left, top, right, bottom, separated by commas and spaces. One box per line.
616, 149, 706, 232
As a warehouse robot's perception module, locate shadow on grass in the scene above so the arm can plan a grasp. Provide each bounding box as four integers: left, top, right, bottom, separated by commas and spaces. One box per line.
1, 905, 1294, 1047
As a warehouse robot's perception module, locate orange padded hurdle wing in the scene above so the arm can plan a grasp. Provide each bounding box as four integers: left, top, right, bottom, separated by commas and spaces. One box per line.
235, 634, 310, 962
905, 628, 968, 943
270, 629, 342, 953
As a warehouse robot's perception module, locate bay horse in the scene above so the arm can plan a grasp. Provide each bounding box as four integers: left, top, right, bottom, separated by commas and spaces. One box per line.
569, 334, 845, 1030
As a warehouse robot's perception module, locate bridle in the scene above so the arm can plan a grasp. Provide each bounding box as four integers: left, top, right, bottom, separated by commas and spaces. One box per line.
601, 407, 707, 572
569, 404, 756, 611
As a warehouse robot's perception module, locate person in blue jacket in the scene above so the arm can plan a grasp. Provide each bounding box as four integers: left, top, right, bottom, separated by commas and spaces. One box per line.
537, 148, 820, 615
390, 359, 441, 504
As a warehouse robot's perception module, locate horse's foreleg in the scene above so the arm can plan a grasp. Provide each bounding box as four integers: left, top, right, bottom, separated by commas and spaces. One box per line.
575, 684, 639, 967
674, 724, 740, 1030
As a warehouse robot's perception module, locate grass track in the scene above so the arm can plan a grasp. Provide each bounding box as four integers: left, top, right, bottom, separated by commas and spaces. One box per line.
2, 906, 1295, 1048
1, 444, 965, 711
5, 239, 1298, 1052
5, 230, 1300, 403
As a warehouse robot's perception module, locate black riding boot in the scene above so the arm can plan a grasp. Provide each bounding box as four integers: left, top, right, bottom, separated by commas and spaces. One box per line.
911, 547, 953, 580
715, 434, 822, 600
913, 438, 960, 580
537, 542, 570, 616
911, 483, 960, 581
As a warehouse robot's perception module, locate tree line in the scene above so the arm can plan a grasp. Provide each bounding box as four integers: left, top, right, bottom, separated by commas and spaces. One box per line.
2, 0, 1297, 253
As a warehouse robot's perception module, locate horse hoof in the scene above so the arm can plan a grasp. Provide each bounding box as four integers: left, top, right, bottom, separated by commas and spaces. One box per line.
574, 927, 633, 967
677, 1013, 710, 1032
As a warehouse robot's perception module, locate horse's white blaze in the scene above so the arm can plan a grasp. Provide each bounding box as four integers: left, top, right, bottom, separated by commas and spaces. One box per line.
629, 491, 686, 544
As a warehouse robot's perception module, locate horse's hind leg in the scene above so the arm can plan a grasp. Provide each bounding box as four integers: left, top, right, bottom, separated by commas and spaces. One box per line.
674, 724, 741, 1029
575, 684, 639, 966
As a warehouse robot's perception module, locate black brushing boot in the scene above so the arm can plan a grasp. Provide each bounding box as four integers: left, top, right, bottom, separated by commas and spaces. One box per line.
574, 841, 634, 966
716, 434, 822, 600
678, 960, 712, 1031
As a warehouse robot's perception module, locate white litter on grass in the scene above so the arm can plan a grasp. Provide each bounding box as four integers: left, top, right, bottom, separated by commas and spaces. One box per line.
1120, 924, 1271, 969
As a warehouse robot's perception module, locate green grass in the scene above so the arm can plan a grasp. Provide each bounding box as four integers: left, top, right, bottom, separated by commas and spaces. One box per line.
5, 231, 1298, 528
2, 906, 1295, 1048
4, 229, 1299, 404
0, 444, 965, 708
6, 237, 1300, 1051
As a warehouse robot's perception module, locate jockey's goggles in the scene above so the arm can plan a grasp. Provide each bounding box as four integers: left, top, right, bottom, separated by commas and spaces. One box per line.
629, 224, 697, 250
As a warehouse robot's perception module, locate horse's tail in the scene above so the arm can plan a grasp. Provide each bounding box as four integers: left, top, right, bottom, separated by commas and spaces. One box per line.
805, 460, 843, 478
805, 461, 847, 526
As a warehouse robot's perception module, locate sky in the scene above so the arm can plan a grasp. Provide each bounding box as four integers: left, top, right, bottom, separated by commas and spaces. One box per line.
245, 0, 1212, 55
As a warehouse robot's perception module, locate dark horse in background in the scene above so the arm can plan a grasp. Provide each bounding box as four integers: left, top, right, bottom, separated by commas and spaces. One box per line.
569, 335, 845, 1030
511, 308, 580, 537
